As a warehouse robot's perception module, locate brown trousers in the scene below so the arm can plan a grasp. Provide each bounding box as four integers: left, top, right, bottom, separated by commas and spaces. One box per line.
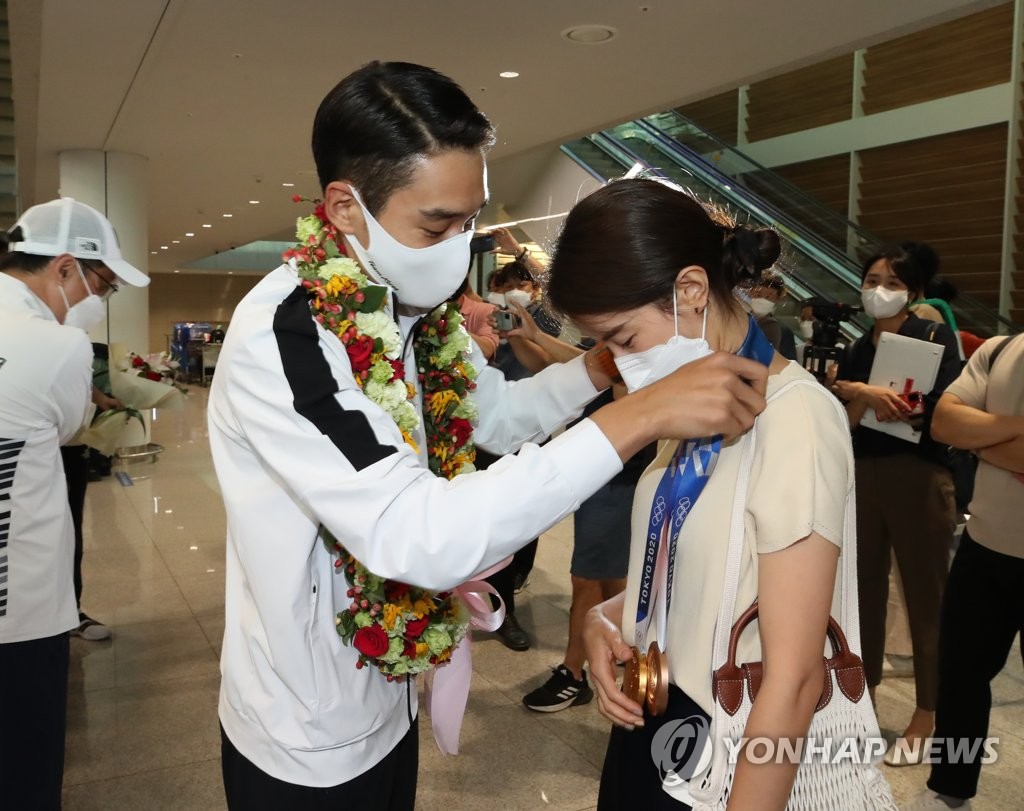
855, 453, 956, 710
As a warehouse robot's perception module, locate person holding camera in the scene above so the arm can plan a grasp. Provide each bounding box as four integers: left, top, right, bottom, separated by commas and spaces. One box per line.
831, 243, 962, 766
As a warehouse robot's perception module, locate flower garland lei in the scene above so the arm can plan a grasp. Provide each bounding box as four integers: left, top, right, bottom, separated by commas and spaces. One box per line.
285, 197, 479, 680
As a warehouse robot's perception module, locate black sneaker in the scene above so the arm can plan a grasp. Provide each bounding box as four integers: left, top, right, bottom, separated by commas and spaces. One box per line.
523, 665, 593, 712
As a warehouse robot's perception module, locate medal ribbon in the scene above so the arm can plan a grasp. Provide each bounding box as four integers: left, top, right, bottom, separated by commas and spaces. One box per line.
634, 317, 776, 651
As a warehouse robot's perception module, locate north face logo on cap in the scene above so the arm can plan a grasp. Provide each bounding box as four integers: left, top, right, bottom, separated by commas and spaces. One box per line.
75, 237, 101, 254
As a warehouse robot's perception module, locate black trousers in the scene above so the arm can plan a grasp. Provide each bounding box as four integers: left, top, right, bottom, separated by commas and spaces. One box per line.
61, 444, 89, 609
0, 633, 70, 810
928, 530, 1024, 800
486, 539, 538, 615
221, 722, 418, 810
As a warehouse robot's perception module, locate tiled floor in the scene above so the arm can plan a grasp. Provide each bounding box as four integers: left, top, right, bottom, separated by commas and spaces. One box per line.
63, 389, 1024, 810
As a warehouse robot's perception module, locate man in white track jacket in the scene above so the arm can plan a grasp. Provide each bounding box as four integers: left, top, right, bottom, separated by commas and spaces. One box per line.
209, 61, 770, 810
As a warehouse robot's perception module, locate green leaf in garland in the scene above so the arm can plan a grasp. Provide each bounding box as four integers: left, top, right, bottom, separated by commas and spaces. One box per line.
373, 337, 384, 354
360, 285, 389, 312
324, 239, 341, 258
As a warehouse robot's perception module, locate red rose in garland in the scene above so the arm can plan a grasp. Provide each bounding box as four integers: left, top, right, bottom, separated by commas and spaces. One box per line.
353, 625, 389, 658
346, 334, 375, 373
405, 616, 430, 639
449, 417, 473, 449
385, 581, 411, 601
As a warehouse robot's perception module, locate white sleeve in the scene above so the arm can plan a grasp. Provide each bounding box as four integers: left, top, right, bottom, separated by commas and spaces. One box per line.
221, 316, 622, 591
50, 331, 93, 446
471, 342, 604, 454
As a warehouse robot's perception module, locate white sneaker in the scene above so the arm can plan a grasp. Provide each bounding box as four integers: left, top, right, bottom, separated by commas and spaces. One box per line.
71, 613, 112, 641
902, 789, 971, 810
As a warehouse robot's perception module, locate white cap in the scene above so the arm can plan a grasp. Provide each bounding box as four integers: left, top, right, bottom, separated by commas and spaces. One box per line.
8, 197, 150, 287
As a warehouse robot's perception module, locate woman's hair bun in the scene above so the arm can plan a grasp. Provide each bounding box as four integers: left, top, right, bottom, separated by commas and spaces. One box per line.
721, 223, 781, 289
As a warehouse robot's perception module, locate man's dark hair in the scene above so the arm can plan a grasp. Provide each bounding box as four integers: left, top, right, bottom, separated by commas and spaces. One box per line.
312, 61, 495, 216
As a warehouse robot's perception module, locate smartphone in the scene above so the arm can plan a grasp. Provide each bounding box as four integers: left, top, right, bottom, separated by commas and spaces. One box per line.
494, 309, 521, 331
470, 234, 496, 254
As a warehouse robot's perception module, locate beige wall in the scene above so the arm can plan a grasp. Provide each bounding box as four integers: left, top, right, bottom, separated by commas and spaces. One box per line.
148, 273, 262, 353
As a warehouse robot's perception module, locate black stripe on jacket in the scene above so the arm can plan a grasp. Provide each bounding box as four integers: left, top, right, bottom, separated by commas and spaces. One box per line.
273, 286, 397, 471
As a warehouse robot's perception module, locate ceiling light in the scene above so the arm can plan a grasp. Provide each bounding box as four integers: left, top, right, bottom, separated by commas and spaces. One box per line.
160, 246, 168, 250
150, 251, 158, 255
228, 271, 234, 275
282, 182, 295, 187
172, 240, 180, 244
174, 269, 180, 274
499, 71, 519, 79
185, 232, 194, 237
562, 24, 617, 43
249, 200, 260, 205
202, 224, 212, 228
223, 213, 233, 218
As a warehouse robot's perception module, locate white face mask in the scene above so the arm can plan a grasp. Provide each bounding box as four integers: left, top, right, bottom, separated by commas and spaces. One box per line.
861, 286, 908, 320
749, 297, 776, 317
504, 289, 533, 309
486, 292, 506, 307
60, 261, 108, 330
798, 321, 815, 340
614, 296, 713, 393
345, 187, 472, 310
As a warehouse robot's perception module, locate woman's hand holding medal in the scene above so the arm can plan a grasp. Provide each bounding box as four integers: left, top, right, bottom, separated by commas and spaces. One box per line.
583, 592, 645, 729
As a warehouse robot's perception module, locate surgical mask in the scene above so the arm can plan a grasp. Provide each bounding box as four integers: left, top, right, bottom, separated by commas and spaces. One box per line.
346, 187, 472, 309
614, 296, 713, 393
798, 321, 815, 340
486, 292, 506, 307
749, 297, 776, 317
861, 286, 908, 320
60, 262, 108, 331
504, 289, 533, 309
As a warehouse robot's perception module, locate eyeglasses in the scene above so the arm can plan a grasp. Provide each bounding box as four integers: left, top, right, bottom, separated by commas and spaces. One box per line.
82, 264, 120, 300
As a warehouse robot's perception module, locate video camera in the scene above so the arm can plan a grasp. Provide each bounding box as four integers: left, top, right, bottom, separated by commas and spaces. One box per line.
801, 298, 862, 382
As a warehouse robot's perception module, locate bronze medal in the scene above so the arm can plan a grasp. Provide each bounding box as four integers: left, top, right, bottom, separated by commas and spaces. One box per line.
645, 643, 669, 716
622, 646, 648, 708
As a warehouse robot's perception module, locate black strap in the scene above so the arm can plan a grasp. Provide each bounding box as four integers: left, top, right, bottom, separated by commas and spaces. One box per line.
986, 334, 1018, 373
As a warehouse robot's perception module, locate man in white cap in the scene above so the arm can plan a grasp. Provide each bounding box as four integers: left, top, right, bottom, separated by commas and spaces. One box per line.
0, 197, 149, 809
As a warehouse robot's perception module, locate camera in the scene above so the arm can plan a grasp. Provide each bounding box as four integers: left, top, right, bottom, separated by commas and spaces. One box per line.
470, 233, 496, 254
801, 298, 862, 382
494, 309, 521, 331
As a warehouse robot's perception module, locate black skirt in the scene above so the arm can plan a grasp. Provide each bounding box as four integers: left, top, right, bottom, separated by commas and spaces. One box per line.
598, 684, 710, 811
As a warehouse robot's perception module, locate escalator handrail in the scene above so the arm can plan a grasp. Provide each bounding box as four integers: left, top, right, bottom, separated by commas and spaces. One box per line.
642, 111, 1019, 335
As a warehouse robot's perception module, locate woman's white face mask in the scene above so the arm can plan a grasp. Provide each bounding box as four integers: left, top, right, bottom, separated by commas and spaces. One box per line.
613, 296, 713, 393
345, 187, 472, 310
749, 297, 776, 317
861, 286, 908, 320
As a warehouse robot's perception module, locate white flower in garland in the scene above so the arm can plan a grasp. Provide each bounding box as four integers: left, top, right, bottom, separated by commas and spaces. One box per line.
355, 311, 402, 359
318, 257, 366, 284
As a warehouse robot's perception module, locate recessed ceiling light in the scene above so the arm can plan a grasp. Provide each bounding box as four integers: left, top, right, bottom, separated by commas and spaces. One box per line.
172, 240, 180, 244
150, 251, 158, 255
174, 269, 180, 274
249, 200, 260, 205
282, 182, 295, 187
202, 224, 212, 228
499, 71, 519, 79
562, 24, 618, 43
160, 246, 169, 250
223, 213, 233, 218
185, 232, 194, 237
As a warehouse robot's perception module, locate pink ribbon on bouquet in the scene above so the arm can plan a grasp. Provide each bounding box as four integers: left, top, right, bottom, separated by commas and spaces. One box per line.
423, 556, 510, 755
